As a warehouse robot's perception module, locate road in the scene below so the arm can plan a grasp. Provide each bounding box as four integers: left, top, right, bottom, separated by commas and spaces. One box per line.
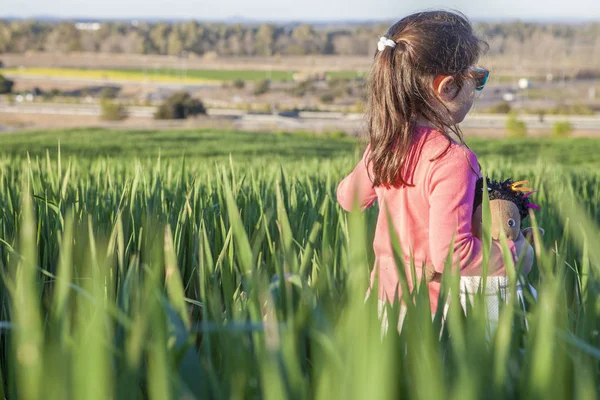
1, 102, 599, 132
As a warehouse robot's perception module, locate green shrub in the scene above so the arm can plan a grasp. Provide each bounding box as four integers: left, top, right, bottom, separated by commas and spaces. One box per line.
154, 92, 206, 120
100, 100, 128, 121
253, 80, 270, 96
485, 101, 511, 114
327, 78, 352, 97
290, 81, 313, 97
320, 92, 335, 104
542, 104, 595, 115
233, 79, 245, 89
100, 87, 118, 100
505, 113, 527, 138
552, 121, 574, 138
352, 101, 366, 114
0, 74, 14, 94
257, 103, 272, 113
323, 130, 347, 139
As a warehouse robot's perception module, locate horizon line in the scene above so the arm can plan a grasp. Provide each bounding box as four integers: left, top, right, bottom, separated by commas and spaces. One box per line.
1, 14, 599, 25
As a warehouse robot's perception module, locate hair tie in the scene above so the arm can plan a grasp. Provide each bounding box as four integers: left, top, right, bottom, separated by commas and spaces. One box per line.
377, 36, 397, 52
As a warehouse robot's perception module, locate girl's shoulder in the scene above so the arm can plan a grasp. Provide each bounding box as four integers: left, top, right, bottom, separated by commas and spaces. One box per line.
419, 128, 478, 161
418, 128, 480, 178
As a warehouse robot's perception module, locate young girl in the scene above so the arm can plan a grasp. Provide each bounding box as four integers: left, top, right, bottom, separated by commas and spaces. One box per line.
336, 11, 533, 315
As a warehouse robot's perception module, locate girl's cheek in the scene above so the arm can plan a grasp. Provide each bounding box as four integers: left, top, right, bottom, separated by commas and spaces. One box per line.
460, 88, 477, 117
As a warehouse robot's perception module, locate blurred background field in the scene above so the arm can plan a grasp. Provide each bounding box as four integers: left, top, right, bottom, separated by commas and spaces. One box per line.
0, 19, 599, 136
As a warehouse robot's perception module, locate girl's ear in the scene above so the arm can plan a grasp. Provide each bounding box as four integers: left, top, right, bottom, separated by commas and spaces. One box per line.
434, 76, 457, 101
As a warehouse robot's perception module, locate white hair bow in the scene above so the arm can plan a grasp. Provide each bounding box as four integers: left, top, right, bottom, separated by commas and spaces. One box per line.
377, 36, 397, 52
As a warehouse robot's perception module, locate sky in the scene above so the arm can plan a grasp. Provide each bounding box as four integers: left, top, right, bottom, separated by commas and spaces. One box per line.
6, 0, 600, 21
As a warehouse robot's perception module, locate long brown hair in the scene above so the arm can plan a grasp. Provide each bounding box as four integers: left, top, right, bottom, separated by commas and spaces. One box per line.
366, 11, 488, 188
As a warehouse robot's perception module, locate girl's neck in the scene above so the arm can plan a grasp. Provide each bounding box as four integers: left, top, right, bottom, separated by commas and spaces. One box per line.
415, 115, 437, 129
415, 116, 461, 143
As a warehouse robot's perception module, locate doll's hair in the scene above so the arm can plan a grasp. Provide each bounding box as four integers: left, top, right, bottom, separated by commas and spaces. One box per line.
474, 178, 537, 220
366, 10, 488, 188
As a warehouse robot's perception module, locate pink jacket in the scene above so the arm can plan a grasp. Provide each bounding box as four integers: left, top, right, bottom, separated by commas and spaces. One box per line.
336, 127, 514, 311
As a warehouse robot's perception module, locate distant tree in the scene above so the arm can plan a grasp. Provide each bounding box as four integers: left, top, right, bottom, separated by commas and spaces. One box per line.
150, 23, 170, 54
100, 87, 119, 99
121, 31, 144, 54
44, 23, 82, 52
253, 80, 270, 96
327, 78, 352, 97
243, 30, 256, 55
2, 19, 600, 60
320, 92, 335, 104
188, 25, 208, 55
181, 20, 200, 51
100, 34, 125, 53
331, 34, 355, 56
227, 34, 244, 56
275, 35, 298, 55
0, 23, 10, 52
167, 28, 184, 56
291, 24, 322, 54
79, 31, 100, 52
154, 92, 206, 120
233, 79, 245, 89
290, 80, 313, 97
0, 74, 14, 94
256, 24, 276, 56
485, 101, 512, 114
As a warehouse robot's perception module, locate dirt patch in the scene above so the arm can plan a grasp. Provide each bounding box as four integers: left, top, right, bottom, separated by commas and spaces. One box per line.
1, 52, 373, 73
0, 113, 236, 132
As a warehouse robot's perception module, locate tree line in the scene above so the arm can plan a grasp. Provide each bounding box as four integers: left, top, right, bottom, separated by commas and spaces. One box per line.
0, 19, 599, 60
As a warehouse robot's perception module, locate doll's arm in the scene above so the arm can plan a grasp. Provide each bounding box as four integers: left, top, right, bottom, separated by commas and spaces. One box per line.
336, 146, 377, 212
513, 231, 534, 274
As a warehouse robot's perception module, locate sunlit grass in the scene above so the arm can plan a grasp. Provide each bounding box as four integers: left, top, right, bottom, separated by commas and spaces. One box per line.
0, 135, 599, 398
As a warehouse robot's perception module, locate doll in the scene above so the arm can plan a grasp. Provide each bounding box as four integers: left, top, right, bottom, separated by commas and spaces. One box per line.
472, 178, 543, 244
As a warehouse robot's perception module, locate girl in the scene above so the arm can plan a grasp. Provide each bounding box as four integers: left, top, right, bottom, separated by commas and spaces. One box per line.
336, 11, 533, 315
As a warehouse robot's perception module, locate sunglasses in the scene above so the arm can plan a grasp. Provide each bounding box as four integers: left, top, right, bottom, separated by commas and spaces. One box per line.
433, 67, 490, 93
469, 67, 490, 91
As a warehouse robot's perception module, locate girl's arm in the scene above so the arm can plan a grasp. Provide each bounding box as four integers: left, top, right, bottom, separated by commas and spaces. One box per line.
427, 148, 528, 275
336, 147, 377, 212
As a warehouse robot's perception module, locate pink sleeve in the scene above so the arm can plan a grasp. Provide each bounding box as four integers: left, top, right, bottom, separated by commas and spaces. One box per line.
336, 146, 377, 212
427, 148, 511, 274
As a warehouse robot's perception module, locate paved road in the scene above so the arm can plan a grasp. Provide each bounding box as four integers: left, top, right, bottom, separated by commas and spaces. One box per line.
1, 102, 599, 132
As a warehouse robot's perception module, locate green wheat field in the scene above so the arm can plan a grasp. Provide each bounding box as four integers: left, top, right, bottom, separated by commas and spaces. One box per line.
1, 128, 600, 399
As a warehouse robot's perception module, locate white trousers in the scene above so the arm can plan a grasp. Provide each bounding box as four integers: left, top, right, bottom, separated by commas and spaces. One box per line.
377, 276, 536, 336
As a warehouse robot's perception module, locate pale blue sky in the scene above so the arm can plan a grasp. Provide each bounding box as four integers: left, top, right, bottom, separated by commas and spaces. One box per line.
7, 0, 600, 21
